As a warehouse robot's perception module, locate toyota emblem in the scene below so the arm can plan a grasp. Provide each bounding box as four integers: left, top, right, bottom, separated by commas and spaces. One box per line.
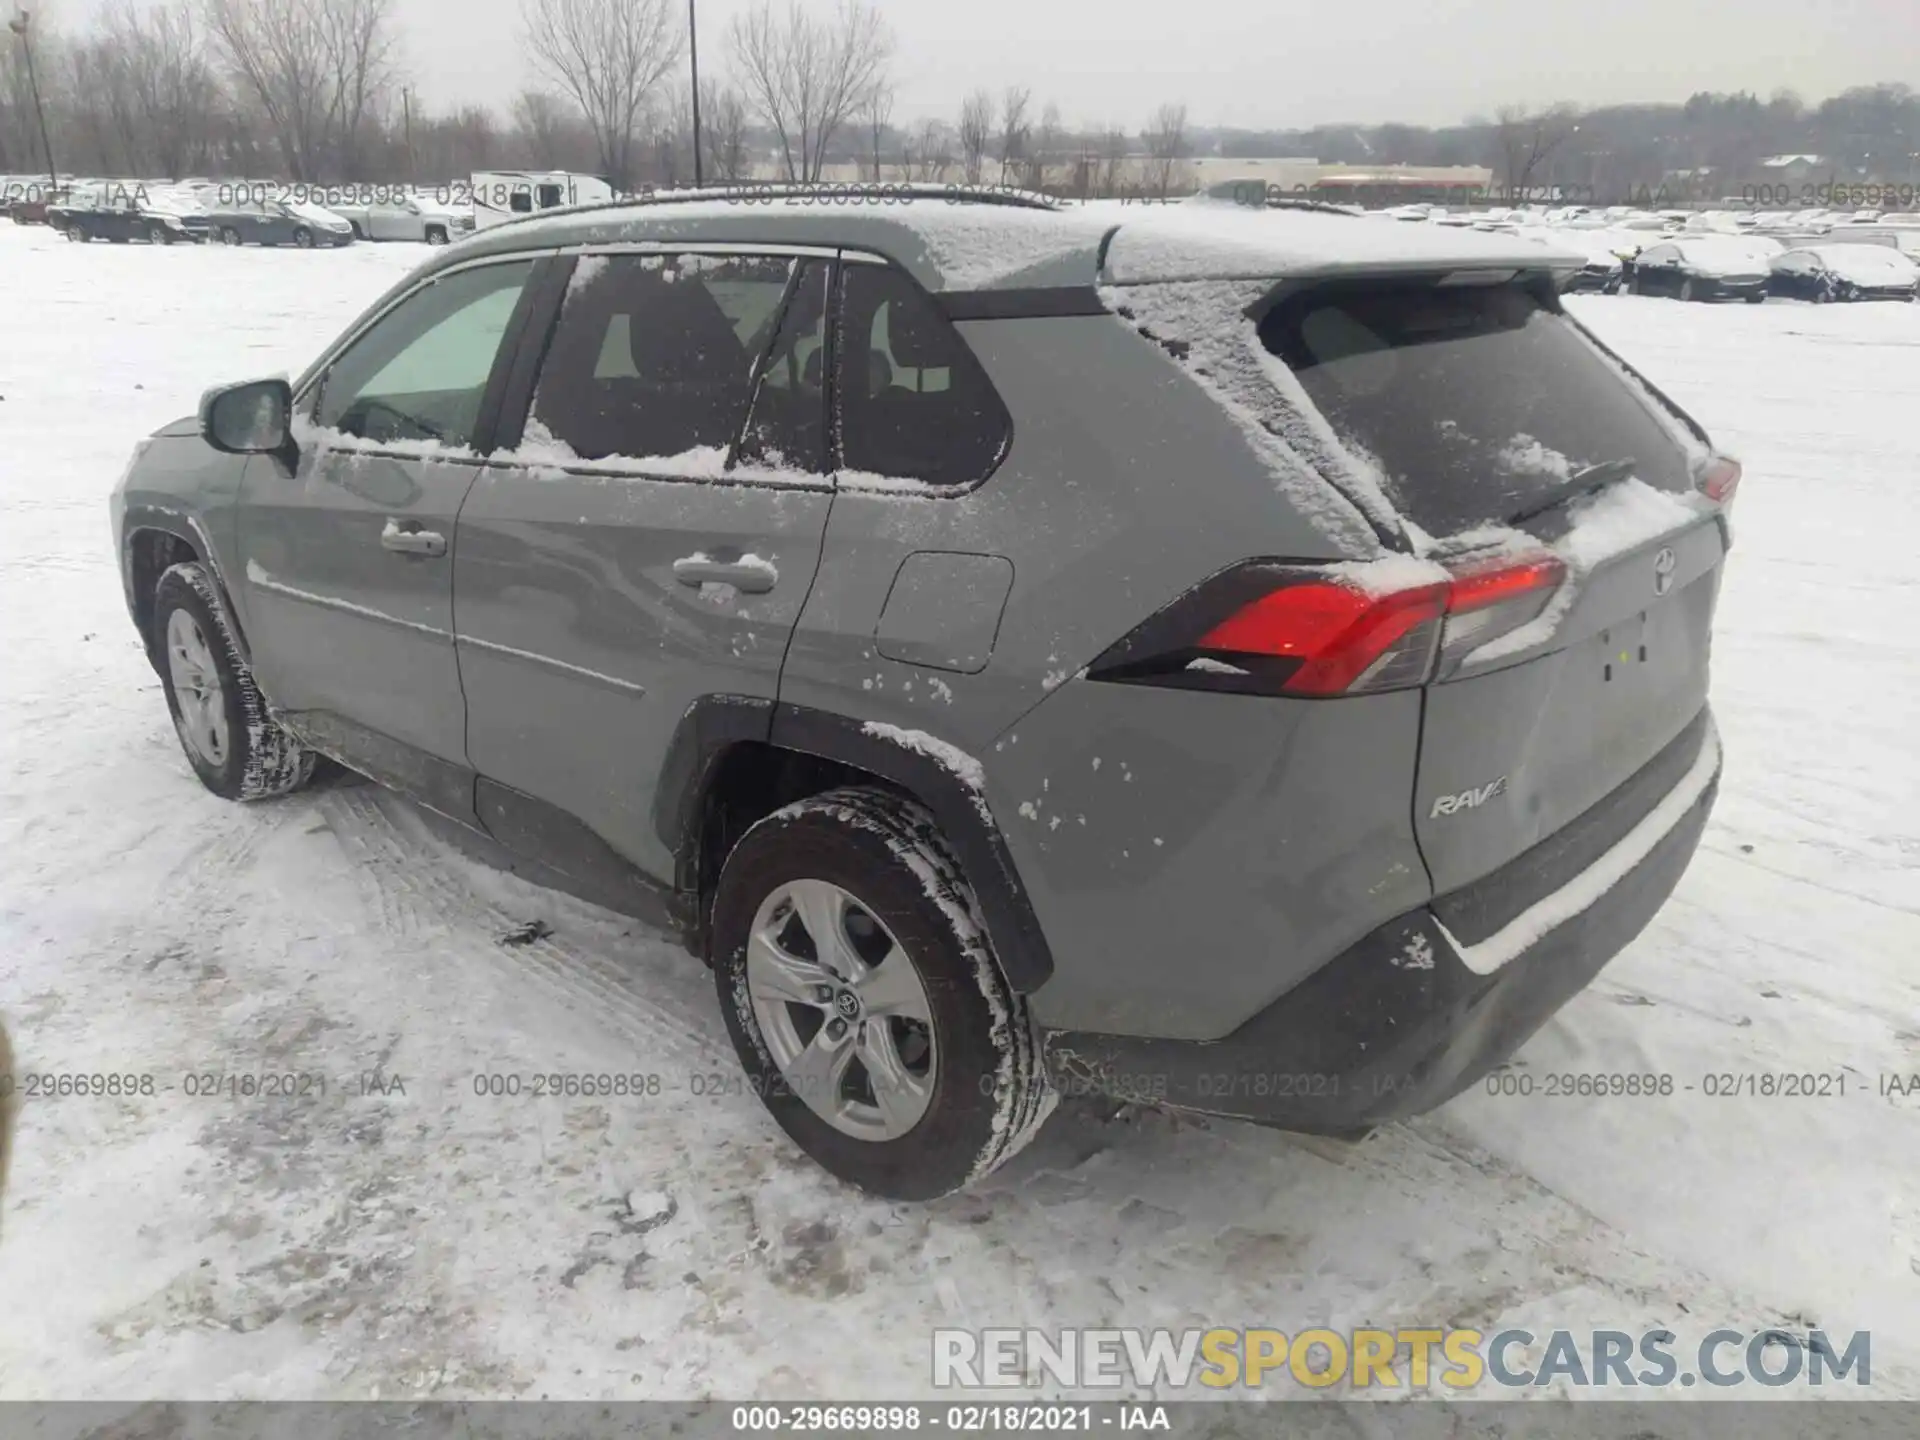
1653, 547, 1676, 596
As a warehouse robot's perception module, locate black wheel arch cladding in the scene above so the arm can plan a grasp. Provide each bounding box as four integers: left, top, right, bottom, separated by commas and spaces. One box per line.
653, 696, 1055, 993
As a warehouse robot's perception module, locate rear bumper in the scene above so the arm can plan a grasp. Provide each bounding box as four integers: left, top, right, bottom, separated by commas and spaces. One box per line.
1042, 715, 1721, 1132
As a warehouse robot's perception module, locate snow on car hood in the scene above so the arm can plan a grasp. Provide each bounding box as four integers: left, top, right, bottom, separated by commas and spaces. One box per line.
1674, 240, 1771, 277
1811, 245, 1920, 284
286, 200, 352, 230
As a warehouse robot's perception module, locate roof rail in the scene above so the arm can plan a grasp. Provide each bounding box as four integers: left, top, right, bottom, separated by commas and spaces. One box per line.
479, 179, 1064, 236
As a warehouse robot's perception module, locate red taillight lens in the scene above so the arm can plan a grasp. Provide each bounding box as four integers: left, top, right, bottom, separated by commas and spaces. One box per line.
1447, 555, 1565, 613
1699, 456, 1741, 503
1199, 579, 1447, 695
1089, 552, 1569, 698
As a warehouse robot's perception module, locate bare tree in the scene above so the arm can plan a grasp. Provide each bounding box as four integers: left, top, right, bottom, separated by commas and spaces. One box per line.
1025, 99, 1059, 190
913, 117, 952, 181
1494, 103, 1580, 197
124, 2, 224, 178
1142, 100, 1189, 197
701, 82, 750, 181
861, 85, 891, 180
201, 0, 398, 180
958, 88, 991, 184
204, 0, 338, 179
728, 0, 892, 184
1098, 124, 1128, 197
521, 0, 683, 191
317, 0, 398, 177
994, 84, 1029, 185
512, 89, 571, 167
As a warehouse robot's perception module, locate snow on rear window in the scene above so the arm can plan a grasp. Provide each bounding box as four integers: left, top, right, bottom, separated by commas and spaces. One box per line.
1257, 281, 1696, 536
1097, 278, 1390, 551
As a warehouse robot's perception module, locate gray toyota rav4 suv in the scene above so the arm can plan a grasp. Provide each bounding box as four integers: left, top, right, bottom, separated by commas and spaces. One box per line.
111, 186, 1734, 1198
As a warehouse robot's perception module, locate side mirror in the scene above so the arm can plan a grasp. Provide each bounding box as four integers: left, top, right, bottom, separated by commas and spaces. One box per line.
200, 378, 292, 455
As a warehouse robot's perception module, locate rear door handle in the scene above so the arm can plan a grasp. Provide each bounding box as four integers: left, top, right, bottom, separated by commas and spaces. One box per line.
381, 519, 447, 558
673, 554, 776, 593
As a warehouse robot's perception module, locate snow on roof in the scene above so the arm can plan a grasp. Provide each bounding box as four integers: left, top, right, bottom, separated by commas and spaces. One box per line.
460, 193, 1115, 292
1761, 154, 1825, 167
457, 187, 1589, 295
1099, 201, 1587, 284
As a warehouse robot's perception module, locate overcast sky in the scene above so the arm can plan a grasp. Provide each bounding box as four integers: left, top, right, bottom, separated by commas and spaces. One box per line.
69, 0, 1920, 130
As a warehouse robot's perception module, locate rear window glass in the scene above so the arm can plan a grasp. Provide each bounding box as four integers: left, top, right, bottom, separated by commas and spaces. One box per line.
1257, 284, 1693, 535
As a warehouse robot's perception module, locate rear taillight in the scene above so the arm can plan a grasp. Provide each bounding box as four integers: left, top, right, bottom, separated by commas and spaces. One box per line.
1088, 552, 1567, 697
1699, 455, 1741, 504
1197, 578, 1448, 694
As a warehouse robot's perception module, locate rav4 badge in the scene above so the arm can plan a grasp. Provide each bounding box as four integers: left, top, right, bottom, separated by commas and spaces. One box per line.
1430, 776, 1510, 818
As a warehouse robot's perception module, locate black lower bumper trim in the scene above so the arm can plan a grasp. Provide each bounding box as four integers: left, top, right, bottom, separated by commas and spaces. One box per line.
1042, 764, 1719, 1133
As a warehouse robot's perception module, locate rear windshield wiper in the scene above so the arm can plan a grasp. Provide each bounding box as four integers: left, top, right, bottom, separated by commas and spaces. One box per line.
1504, 457, 1636, 524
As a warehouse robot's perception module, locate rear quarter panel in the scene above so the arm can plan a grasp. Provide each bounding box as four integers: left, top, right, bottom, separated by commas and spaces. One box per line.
782, 309, 1413, 1038
780, 311, 1360, 757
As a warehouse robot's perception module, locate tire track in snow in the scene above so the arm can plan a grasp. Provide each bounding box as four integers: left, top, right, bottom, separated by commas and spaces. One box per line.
316, 786, 729, 1069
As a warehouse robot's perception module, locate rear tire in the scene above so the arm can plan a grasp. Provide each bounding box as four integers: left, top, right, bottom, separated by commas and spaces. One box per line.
149, 223, 172, 245
220, 227, 241, 246
152, 562, 317, 803
711, 787, 1053, 1200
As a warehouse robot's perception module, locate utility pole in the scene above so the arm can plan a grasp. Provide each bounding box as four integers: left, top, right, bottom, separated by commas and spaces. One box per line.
8, 10, 57, 194
688, 0, 703, 187
402, 85, 414, 183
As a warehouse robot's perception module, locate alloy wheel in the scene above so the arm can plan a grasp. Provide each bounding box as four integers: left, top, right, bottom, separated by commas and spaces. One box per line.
165, 608, 230, 768
745, 878, 937, 1141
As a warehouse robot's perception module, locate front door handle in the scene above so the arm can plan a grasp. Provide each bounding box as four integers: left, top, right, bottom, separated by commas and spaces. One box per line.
672, 553, 776, 593
381, 519, 447, 557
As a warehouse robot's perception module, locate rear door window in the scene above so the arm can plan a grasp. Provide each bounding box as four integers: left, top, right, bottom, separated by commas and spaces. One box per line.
528, 252, 792, 463
1256, 282, 1693, 535
835, 265, 1010, 487
738, 259, 831, 474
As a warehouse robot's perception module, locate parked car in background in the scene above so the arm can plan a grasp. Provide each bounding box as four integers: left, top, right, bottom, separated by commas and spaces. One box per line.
1517, 226, 1623, 292
1768, 245, 1920, 302
470, 170, 615, 229
203, 197, 354, 248
1629, 238, 1770, 302
47, 185, 208, 244
328, 192, 474, 244
5, 182, 70, 225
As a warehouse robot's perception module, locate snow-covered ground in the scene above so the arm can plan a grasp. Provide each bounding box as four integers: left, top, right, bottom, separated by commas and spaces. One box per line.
1, 223, 1916, 1401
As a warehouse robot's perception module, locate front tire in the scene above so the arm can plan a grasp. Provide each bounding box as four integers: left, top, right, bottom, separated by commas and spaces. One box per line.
152, 562, 317, 802
711, 787, 1053, 1200
424, 225, 449, 246
293, 227, 314, 248
220, 227, 242, 246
